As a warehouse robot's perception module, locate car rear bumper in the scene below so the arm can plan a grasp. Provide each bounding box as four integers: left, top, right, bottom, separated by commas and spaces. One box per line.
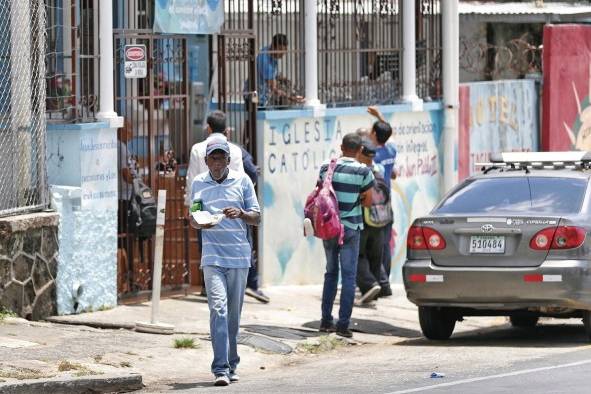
403, 259, 591, 311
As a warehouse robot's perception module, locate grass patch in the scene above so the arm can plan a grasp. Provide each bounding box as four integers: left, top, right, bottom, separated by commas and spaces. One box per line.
296, 335, 347, 354
57, 360, 84, 372
0, 308, 16, 322
173, 338, 198, 349
57, 360, 100, 377
0, 367, 53, 380
93, 355, 103, 363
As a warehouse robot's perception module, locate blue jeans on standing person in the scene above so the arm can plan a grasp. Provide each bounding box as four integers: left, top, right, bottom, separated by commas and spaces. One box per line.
246, 226, 258, 290
321, 228, 361, 330
203, 266, 249, 377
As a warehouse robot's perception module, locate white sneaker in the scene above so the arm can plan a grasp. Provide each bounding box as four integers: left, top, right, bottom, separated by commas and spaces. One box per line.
214, 375, 230, 386
229, 371, 240, 382
360, 285, 381, 304
303, 218, 314, 236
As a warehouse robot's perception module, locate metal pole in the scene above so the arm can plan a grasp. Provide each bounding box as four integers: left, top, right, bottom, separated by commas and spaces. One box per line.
136, 190, 174, 334
402, 0, 422, 110
304, 0, 321, 107
442, 0, 459, 192
151, 190, 166, 324
97, 0, 123, 127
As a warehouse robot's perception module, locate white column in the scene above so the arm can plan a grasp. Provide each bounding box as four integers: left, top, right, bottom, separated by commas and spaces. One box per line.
402, 0, 422, 110
304, 0, 321, 107
97, 0, 123, 127
442, 0, 459, 192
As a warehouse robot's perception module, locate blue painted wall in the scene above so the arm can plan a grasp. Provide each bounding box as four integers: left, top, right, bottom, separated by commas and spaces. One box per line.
47, 123, 118, 314
256, 103, 445, 285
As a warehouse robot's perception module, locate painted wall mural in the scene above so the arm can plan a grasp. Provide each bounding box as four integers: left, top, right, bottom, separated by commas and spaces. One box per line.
258, 107, 444, 285
458, 80, 539, 180
542, 25, 591, 151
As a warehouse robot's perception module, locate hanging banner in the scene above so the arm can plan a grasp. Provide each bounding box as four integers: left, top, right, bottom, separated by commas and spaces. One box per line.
154, 0, 224, 34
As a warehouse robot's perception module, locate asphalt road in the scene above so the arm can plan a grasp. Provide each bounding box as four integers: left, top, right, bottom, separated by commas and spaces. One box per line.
148, 320, 591, 393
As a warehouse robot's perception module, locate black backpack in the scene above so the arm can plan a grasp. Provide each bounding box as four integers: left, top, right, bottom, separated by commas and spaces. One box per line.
129, 178, 157, 240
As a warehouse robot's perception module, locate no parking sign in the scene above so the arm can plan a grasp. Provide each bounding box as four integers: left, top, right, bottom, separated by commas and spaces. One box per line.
124, 45, 147, 79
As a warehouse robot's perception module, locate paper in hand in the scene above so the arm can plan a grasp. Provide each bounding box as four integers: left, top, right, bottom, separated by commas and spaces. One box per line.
191, 211, 224, 226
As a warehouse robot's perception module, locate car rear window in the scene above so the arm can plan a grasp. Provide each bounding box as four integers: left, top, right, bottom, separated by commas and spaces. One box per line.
435, 177, 587, 214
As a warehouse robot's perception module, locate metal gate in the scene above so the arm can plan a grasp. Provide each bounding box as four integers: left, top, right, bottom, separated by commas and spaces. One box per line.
114, 31, 197, 295
215, 0, 257, 156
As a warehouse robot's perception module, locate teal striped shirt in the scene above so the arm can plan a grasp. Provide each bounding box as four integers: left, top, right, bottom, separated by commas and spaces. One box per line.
319, 157, 374, 230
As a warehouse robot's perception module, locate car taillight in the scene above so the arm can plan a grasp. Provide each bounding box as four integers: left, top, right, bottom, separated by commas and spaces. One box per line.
530, 226, 586, 250
552, 226, 586, 249
407, 226, 446, 250
530, 227, 556, 250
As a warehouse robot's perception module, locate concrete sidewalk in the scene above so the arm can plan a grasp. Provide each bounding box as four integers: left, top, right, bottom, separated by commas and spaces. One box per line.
0, 285, 504, 392
46, 284, 419, 337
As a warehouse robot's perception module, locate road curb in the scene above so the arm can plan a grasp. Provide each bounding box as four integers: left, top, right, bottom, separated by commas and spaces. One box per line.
45, 316, 136, 330
0, 373, 143, 394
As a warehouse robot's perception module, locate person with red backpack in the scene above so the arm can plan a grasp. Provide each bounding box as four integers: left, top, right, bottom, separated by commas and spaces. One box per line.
355, 138, 394, 304
314, 133, 374, 338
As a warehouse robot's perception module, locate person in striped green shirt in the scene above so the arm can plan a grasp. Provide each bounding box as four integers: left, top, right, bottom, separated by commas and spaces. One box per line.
317, 133, 374, 338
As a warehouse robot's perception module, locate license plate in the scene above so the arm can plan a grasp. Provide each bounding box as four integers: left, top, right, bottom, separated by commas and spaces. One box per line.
470, 235, 505, 254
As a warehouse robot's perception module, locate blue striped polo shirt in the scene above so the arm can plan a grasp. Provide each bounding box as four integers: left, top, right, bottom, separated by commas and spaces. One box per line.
190, 170, 260, 269
319, 157, 374, 230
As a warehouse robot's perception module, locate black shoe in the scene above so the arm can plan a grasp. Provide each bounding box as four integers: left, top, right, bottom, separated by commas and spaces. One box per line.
360, 285, 381, 304
336, 328, 353, 338
245, 287, 270, 303
378, 286, 392, 298
319, 322, 336, 333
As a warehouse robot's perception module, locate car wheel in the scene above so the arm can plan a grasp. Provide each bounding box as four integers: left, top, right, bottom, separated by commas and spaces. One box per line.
582, 311, 591, 341
509, 315, 539, 328
418, 306, 456, 340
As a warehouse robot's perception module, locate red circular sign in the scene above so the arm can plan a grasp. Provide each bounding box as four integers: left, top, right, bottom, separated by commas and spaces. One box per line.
126, 47, 145, 61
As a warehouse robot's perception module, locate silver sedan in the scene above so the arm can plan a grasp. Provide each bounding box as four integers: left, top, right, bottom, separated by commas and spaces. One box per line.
403, 152, 591, 340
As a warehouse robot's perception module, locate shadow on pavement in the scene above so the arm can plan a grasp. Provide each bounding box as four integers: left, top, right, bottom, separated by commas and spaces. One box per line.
170, 296, 209, 304
302, 319, 422, 338
242, 325, 321, 340
395, 323, 590, 348
168, 381, 214, 390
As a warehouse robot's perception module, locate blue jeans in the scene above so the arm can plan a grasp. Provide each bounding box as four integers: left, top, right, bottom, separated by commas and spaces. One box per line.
321, 228, 361, 330
203, 266, 249, 377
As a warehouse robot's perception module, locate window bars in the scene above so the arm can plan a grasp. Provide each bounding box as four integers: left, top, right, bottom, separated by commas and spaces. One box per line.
0, 0, 48, 216
416, 0, 442, 101
45, 0, 100, 123
318, 0, 403, 107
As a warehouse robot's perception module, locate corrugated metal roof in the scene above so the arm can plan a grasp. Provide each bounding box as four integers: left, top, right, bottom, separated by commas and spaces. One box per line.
460, 2, 591, 20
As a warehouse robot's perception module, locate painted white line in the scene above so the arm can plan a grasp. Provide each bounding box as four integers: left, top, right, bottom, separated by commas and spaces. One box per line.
386, 358, 591, 394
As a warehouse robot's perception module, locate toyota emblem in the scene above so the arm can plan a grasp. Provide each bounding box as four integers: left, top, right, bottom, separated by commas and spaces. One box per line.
481, 224, 494, 233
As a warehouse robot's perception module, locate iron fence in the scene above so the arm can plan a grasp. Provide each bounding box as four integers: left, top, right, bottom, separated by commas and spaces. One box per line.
318, 0, 403, 107
416, 0, 442, 101
0, 0, 48, 217
45, 0, 99, 123
112, 1, 195, 293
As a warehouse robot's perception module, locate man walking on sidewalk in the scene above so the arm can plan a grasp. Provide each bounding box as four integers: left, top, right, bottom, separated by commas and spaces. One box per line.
189, 139, 261, 386
317, 133, 374, 338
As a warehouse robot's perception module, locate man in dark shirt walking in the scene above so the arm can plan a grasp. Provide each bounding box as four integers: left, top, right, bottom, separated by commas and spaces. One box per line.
317, 133, 374, 338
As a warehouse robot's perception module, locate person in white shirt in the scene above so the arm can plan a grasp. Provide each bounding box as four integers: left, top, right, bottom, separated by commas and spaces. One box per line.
185, 110, 245, 207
